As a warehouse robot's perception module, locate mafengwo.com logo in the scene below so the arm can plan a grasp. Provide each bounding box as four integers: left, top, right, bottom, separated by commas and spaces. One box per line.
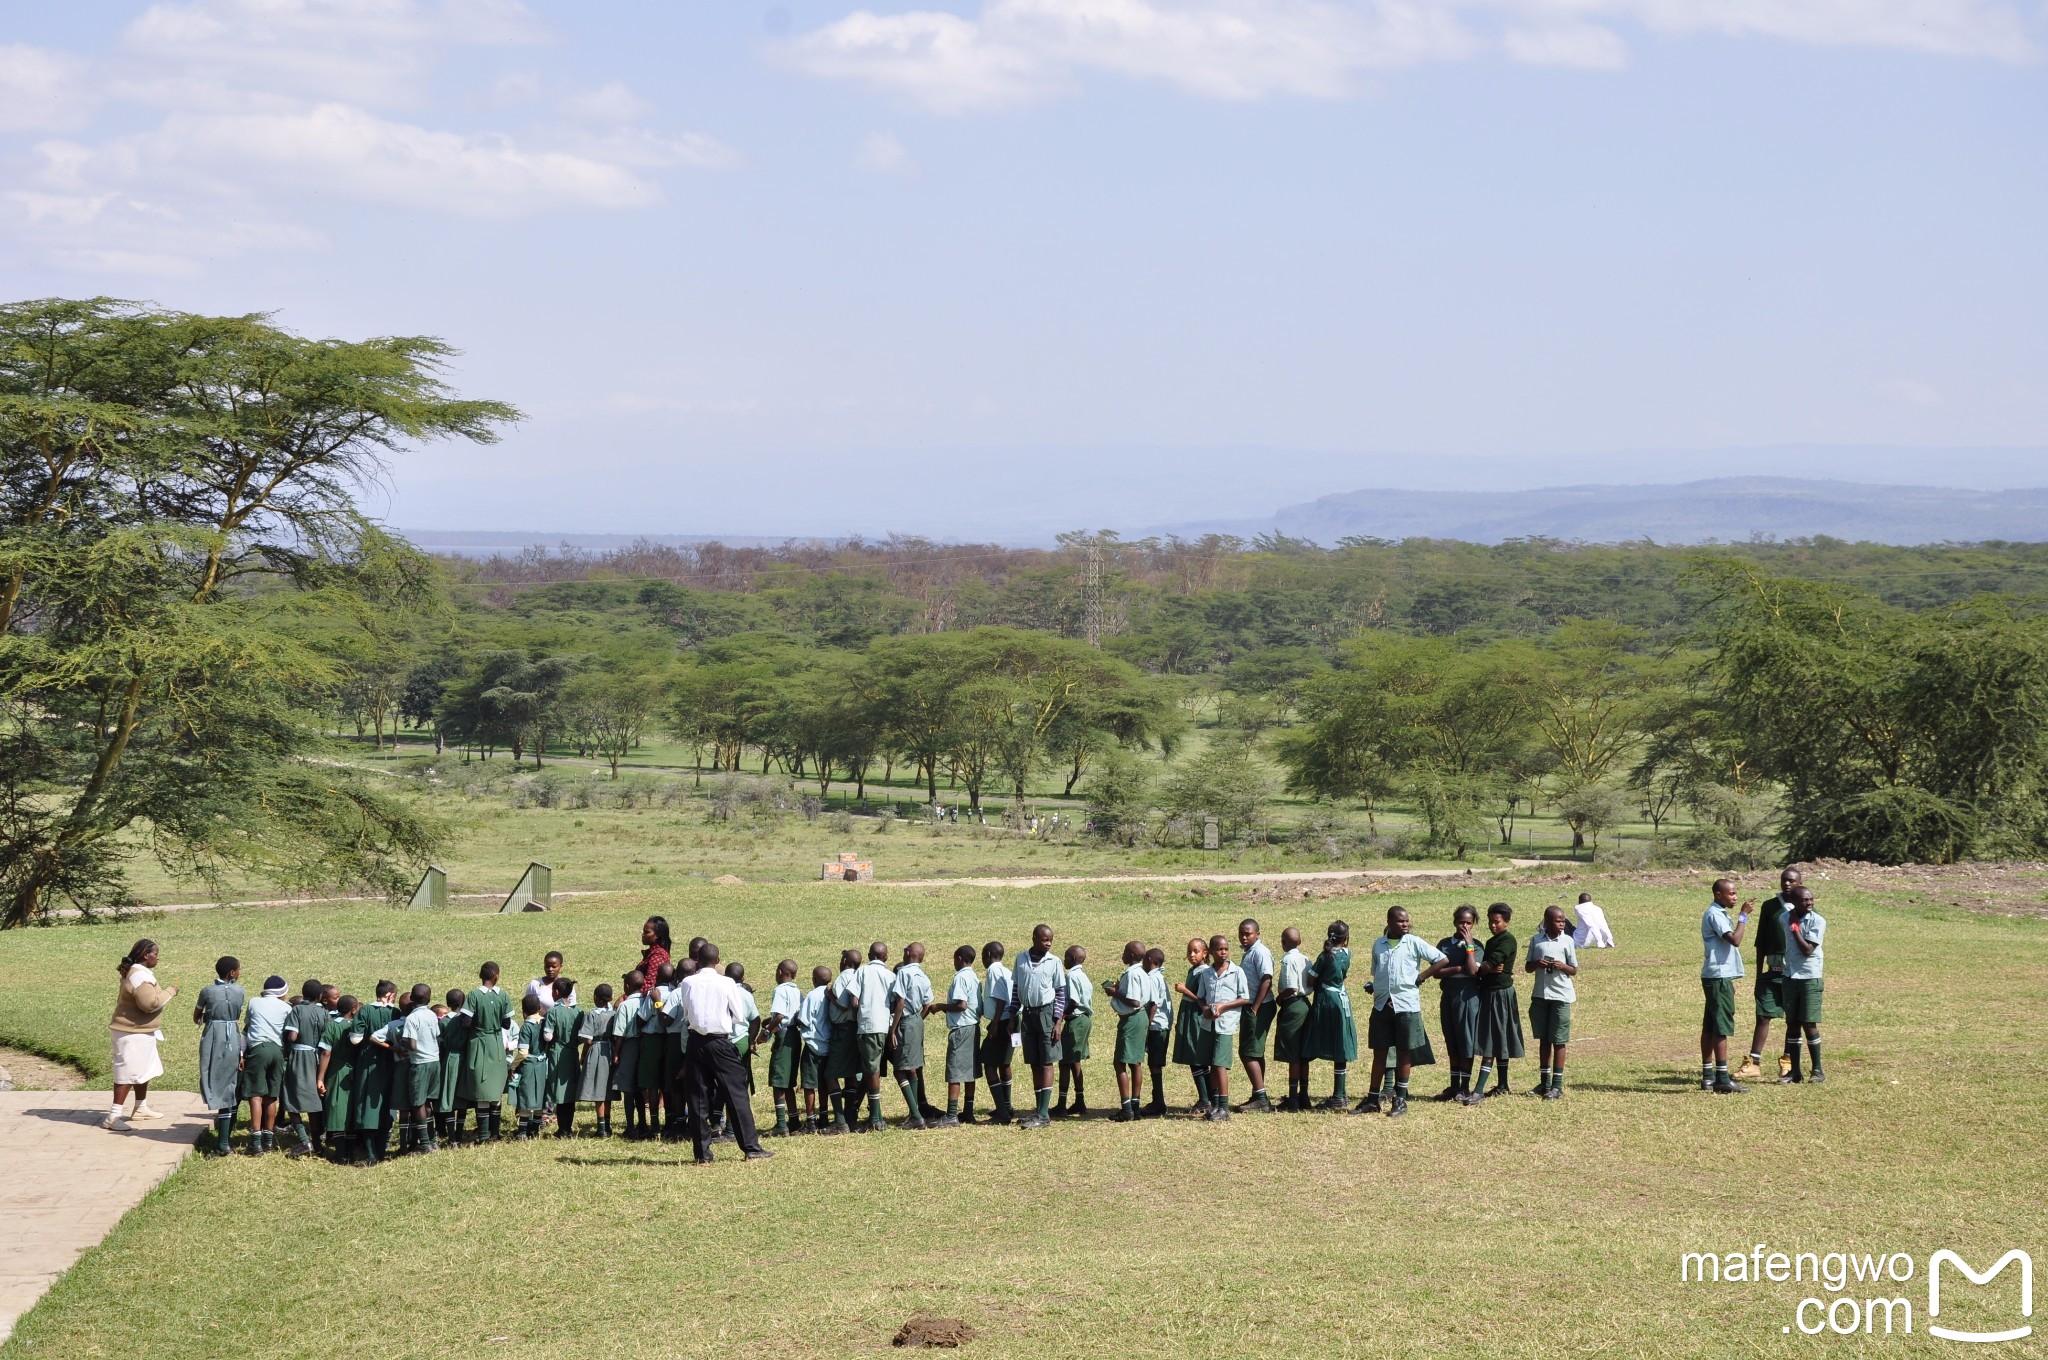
1680, 1245, 2032, 1341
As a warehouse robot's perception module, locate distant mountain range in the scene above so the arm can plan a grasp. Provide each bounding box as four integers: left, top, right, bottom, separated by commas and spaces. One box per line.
1159, 477, 2048, 546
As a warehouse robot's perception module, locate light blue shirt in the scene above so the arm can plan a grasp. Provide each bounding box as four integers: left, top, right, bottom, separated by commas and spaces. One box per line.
399, 1006, 441, 1064
1110, 963, 1147, 1016
1701, 905, 1746, 979
830, 968, 858, 1025
1064, 966, 1093, 1015
1240, 939, 1273, 1005
1011, 949, 1067, 1015
1784, 910, 1826, 980
731, 988, 760, 1047
893, 962, 934, 1013
981, 960, 1012, 1023
769, 980, 803, 1026
946, 967, 981, 1030
1526, 934, 1578, 1003
1370, 934, 1447, 1013
1202, 962, 1252, 1035
849, 960, 897, 1034
243, 994, 291, 1047
1278, 946, 1310, 997
1146, 967, 1172, 1031
798, 985, 833, 1055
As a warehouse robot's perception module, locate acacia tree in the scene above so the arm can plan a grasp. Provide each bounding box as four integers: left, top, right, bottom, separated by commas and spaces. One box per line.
0, 299, 516, 926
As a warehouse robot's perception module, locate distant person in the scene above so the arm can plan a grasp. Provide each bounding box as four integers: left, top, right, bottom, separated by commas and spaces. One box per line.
1198, 935, 1252, 1122
614, 970, 647, 1139
458, 961, 514, 1142
571, 981, 618, 1139
315, 995, 361, 1161
108, 939, 176, 1129
1106, 940, 1151, 1122
1466, 904, 1525, 1103
798, 963, 837, 1133
545, 978, 582, 1137
1234, 918, 1276, 1113
847, 942, 897, 1132
281, 978, 329, 1158
350, 980, 400, 1162
1010, 924, 1067, 1129
528, 950, 576, 1008
1525, 906, 1580, 1101
1571, 892, 1615, 949
1737, 868, 1801, 1082
719, 961, 760, 1139
193, 957, 245, 1157
1781, 887, 1827, 1084
1172, 936, 1215, 1115
827, 948, 863, 1131
1699, 878, 1753, 1094
437, 987, 468, 1145
978, 941, 1015, 1124
392, 982, 444, 1153
762, 959, 804, 1137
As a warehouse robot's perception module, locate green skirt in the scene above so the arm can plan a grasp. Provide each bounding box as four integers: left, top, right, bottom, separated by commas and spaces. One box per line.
282, 1046, 323, 1113
1439, 985, 1481, 1063
1477, 987, 1525, 1059
1303, 987, 1357, 1063
1273, 997, 1311, 1063
1172, 1003, 1206, 1066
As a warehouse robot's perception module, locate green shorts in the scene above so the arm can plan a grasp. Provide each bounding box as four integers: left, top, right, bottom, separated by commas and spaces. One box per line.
979, 1023, 1013, 1075
1273, 997, 1310, 1063
1019, 1004, 1058, 1067
403, 1060, 438, 1108
1702, 978, 1737, 1037
800, 1048, 825, 1092
1366, 1007, 1436, 1066
857, 1031, 889, 1082
1114, 1011, 1148, 1066
239, 1042, 284, 1099
1146, 1029, 1168, 1066
1753, 969, 1786, 1021
1061, 1014, 1092, 1062
1202, 1027, 1235, 1070
768, 1033, 800, 1089
893, 1015, 926, 1074
1783, 977, 1824, 1028
1527, 997, 1573, 1045
825, 1022, 860, 1081
945, 1025, 978, 1084
1238, 1001, 1275, 1063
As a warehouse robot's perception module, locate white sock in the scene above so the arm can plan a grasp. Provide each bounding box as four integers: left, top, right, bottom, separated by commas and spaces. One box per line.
108, 1103, 123, 1119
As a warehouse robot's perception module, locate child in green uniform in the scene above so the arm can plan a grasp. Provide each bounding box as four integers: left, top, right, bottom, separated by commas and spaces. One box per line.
241, 975, 292, 1154
1780, 887, 1827, 1084
930, 945, 980, 1126
1434, 907, 1483, 1102
350, 980, 399, 1162
1199, 936, 1252, 1122
1524, 906, 1579, 1100
1465, 904, 1525, 1104
438, 988, 468, 1145
573, 982, 618, 1137
459, 962, 514, 1142
545, 978, 582, 1138
763, 960, 803, 1136
315, 995, 360, 1163
799, 964, 836, 1133
615, 970, 646, 1139
1273, 928, 1312, 1110
978, 941, 1015, 1124
1055, 944, 1093, 1118
1739, 867, 1801, 1081
192, 957, 244, 1158
281, 978, 328, 1158
1106, 940, 1151, 1122
1172, 937, 1215, 1115
891, 944, 934, 1129
1362, 908, 1446, 1117
718, 960, 761, 1139
391, 982, 444, 1152
1700, 879, 1754, 1094
1235, 919, 1276, 1113
512, 994, 550, 1138
846, 943, 897, 1131
1142, 947, 1171, 1117
826, 948, 863, 1133
1304, 921, 1358, 1110
1011, 924, 1068, 1129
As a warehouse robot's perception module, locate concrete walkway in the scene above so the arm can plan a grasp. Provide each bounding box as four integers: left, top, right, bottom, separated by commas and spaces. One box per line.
0, 1089, 209, 1345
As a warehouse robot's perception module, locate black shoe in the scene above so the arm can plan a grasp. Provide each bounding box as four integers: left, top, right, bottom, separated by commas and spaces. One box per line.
1206, 1106, 1232, 1122
1808, 1070, 1826, 1083
919, 1103, 946, 1122
933, 1114, 960, 1128
744, 1147, 775, 1160
1387, 1096, 1408, 1117
1356, 1093, 1382, 1115
1778, 1073, 1802, 1084
1235, 1094, 1275, 1113
1542, 1086, 1563, 1101
1050, 1102, 1070, 1119
1432, 1086, 1460, 1102
285, 1142, 310, 1159
1071, 1101, 1089, 1118
1141, 1101, 1168, 1119
1016, 1113, 1050, 1129
1712, 1080, 1747, 1095
695, 1156, 715, 1166
1483, 1085, 1510, 1099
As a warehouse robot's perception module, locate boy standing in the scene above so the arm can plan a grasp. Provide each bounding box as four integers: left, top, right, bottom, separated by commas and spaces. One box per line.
1780, 886, 1827, 1083
240, 976, 292, 1154
546, 978, 582, 1138
1054, 944, 1092, 1119
930, 945, 981, 1126
799, 964, 838, 1134
1699, 878, 1753, 1094
978, 941, 1015, 1124
1010, 925, 1068, 1129
847, 942, 898, 1131
892, 943, 934, 1129
1106, 941, 1151, 1122
1737, 867, 1802, 1081
1234, 919, 1276, 1113
395, 982, 443, 1152
1142, 946, 1172, 1118
826, 949, 863, 1132
1200, 935, 1252, 1122
1363, 908, 1446, 1117
1524, 906, 1579, 1100
763, 959, 803, 1136
1272, 928, 1312, 1110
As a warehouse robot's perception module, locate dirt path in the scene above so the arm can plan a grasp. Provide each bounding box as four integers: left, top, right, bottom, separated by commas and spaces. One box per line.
54, 889, 620, 919
0, 1046, 86, 1092
0, 1088, 210, 1345
882, 863, 1546, 890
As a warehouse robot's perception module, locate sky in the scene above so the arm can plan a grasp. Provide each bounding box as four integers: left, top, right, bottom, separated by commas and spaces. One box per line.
2, 0, 2045, 539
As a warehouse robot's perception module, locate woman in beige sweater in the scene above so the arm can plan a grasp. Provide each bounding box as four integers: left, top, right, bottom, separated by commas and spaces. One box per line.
108, 939, 178, 1128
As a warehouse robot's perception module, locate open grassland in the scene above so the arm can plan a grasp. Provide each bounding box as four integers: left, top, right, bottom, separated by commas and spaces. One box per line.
2, 876, 2044, 1359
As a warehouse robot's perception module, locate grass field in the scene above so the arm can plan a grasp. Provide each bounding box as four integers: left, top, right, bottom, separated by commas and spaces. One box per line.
3, 874, 2044, 1358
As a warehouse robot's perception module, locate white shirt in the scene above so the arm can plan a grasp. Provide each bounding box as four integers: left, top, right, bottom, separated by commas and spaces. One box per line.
527, 976, 576, 1007
680, 970, 750, 1037
1571, 903, 1615, 949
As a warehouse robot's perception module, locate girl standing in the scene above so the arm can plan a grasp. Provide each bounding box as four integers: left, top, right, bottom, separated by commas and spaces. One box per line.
1302, 921, 1357, 1110
193, 957, 245, 1155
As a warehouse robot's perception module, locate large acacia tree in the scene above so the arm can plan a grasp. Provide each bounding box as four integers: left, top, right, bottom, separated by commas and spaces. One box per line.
0, 299, 516, 925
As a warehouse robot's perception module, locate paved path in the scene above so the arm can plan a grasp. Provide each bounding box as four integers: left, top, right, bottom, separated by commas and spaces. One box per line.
0, 1089, 209, 1345
883, 863, 1546, 889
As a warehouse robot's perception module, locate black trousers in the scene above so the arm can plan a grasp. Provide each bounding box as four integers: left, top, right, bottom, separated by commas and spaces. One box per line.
686, 1031, 762, 1159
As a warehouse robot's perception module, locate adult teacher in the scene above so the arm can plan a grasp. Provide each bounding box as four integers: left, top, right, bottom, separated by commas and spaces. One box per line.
679, 942, 771, 1165
108, 938, 178, 1129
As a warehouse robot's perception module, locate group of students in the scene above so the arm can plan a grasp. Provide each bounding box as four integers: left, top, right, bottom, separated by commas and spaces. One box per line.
183, 874, 1832, 1160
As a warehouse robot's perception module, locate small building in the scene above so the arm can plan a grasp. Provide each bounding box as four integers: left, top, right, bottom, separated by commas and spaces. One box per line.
820, 852, 874, 882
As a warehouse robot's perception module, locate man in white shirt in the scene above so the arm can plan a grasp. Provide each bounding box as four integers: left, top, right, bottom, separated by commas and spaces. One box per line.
679, 943, 773, 1164
1571, 894, 1615, 949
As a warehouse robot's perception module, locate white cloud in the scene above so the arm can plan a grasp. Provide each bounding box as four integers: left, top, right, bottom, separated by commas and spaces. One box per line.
783, 0, 2037, 111
0, 44, 96, 131
854, 130, 919, 173
558, 80, 658, 124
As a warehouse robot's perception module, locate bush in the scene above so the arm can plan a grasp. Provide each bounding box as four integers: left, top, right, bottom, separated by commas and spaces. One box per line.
1083, 749, 1154, 847
1790, 786, 1977, 865
828, 810, 854, 834
1159, 747, 1276, 843
709, 775, 790, 825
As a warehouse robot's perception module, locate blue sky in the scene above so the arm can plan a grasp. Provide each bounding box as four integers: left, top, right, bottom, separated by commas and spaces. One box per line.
2, 1, 2045, 537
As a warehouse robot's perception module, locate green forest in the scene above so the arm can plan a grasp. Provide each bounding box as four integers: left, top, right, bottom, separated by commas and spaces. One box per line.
8, 299, 2048, 925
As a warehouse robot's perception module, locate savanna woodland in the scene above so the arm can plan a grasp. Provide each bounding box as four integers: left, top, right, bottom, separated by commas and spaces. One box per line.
7, 299, 2048, 927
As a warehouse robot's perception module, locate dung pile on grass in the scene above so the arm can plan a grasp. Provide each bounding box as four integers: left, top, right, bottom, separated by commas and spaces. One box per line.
892, 1315, 976, 1348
